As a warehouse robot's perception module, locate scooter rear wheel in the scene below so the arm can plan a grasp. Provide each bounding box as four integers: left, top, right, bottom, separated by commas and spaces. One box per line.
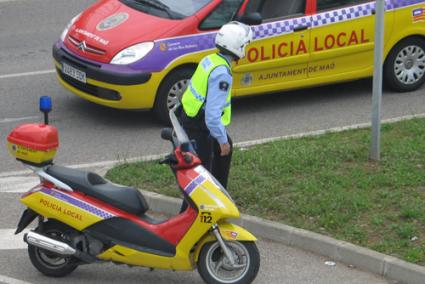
28, 220, 79, 277
197, 241, 260, 284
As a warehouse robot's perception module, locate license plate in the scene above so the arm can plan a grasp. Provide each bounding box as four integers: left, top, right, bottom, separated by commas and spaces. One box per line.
62, 63, 86, 83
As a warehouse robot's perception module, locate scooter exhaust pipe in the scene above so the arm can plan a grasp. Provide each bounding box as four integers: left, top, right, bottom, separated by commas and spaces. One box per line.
24, 231, 76, 256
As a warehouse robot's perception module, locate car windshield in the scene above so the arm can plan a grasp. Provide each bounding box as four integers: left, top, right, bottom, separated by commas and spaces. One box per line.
120, 0, 212, 19
158, 0, 212, 16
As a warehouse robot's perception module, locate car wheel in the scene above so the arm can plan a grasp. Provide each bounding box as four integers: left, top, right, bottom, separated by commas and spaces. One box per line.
384, 37, 425, 92
154, 68, 195, 124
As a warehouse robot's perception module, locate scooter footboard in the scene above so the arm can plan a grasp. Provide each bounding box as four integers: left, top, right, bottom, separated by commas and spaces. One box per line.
193, 222, 257, 262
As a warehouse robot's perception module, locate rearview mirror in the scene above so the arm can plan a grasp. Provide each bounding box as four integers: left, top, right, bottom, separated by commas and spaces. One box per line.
236, 12, 262, 26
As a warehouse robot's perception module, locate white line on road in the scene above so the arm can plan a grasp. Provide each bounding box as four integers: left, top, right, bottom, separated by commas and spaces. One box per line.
0, 70, 55, 80
0, 176, 39, 193
0, 0, 24, 3
0, 154, 165, 193
0, 275, 34, 284
0, 229, 29, 250
0, 116, 39, 124
1, 112, 425, 193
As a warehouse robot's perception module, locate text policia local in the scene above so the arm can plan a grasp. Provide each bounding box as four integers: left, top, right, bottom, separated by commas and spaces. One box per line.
247, 29, 369, 63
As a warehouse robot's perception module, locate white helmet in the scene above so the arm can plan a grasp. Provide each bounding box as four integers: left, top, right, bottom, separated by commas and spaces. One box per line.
215, 21, 253, 60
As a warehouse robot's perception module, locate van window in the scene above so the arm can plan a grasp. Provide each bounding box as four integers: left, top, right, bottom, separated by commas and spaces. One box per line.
317, 0, 372, 12
245, 0, 306, 21
200, 0, 244, 30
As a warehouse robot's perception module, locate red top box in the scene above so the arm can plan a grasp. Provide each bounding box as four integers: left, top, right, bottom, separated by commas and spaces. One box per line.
7, 124, 59, 151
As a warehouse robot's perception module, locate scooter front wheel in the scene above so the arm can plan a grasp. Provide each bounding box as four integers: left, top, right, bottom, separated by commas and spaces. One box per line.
197, 241, 260, 284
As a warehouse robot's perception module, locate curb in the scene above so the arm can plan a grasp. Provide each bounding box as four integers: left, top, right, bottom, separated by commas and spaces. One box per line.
141, 189, 425, 284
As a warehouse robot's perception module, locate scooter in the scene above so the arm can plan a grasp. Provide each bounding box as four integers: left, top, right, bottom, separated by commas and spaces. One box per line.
7, 97, 260, 284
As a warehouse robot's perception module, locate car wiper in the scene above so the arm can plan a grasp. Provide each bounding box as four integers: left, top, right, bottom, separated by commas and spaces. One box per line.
133, 0, 174, 19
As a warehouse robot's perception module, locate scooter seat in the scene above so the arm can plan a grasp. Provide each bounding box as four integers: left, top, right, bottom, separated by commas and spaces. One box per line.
46, 165, 149, 216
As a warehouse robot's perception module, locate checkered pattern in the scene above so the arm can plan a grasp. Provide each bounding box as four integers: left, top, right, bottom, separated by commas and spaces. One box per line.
42, 188, 115, 219
392, 0, 425, 9
189, 82, 205, 102
249, 0, 425, 39
144, 0, 424, 72
253, 17, 310, 40
158, 0, 424, 47
312, 2, 375, 27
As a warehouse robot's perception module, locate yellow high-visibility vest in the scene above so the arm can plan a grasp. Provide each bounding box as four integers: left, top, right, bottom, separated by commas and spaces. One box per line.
181, 54, 232, 126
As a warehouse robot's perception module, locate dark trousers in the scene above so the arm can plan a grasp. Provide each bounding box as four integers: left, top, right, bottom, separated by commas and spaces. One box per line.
186, 128, 233, 189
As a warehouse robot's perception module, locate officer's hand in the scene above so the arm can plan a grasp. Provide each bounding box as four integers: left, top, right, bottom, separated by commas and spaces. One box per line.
220, 143, 231, 156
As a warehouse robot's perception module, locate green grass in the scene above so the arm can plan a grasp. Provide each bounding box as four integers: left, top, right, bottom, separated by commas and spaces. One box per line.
106, 118, 425, 265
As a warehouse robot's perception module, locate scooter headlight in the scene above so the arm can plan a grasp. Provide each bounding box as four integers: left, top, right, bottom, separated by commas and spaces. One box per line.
111, 42, 154, 65
60, 13, 82, 42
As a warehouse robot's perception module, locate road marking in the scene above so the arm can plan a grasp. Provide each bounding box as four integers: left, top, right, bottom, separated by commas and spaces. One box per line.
0, 70, 55, 80
0, 0, 24, 2
0, 275, 34, 284
0, 116, 38, 124
0, 229, 29, 250
0, 176, 39, 193
0, 154, 164, 193
1, 112, 424, 193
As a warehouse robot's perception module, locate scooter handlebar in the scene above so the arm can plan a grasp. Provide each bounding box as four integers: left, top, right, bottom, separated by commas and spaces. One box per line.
159, 154, 178, 165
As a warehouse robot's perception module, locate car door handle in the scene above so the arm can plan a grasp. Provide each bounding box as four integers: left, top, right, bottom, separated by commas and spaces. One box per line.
293, 25, 309, 32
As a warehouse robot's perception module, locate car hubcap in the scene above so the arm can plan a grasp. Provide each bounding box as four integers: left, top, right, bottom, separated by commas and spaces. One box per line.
167, 79, 189, 110
394, 45, 425, 85
206, 242, 250, 283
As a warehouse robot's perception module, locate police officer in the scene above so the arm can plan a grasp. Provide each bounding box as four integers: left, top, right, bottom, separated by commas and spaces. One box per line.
180, 22, 253, 188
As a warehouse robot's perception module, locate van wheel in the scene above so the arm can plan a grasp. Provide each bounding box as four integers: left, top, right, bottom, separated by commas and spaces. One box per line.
384, 37, 425, 92
154, 68, 194, 124
28, 221, 79, 277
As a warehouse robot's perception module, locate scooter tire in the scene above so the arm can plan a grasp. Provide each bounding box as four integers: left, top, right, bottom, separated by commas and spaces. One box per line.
28, 220, 79, 277
197, 241, 260, 284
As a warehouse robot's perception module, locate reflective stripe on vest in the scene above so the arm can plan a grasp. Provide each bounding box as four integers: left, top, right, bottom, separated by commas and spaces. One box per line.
181, 54, 232, 126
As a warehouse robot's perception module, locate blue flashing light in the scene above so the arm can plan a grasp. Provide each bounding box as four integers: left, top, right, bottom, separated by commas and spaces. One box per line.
39, 96, 52, 113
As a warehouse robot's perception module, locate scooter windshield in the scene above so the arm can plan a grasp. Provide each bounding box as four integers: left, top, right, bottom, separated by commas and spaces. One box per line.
169, 104, 190, 147
195, 165, 235, 205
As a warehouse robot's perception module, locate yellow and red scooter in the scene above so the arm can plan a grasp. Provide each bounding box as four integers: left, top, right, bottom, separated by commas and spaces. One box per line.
7, 97, 260, 284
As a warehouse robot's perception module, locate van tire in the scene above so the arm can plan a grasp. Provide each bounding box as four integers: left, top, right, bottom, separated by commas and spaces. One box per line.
384, 37, 425, 92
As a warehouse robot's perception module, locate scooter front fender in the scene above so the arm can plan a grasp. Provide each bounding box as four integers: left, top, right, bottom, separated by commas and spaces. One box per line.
193, 222, 257, 263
